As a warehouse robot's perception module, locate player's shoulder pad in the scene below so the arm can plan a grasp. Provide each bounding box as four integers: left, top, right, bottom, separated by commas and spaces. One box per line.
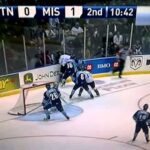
84, 70, 90, 74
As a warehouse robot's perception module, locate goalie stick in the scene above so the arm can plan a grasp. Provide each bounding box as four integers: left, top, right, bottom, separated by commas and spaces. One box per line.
26, 104, 42, 115
60, 97, 69, 105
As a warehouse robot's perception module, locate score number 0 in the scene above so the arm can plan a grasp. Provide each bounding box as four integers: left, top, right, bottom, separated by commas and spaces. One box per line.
18, 6, 36, 18
65, 6, 83, 18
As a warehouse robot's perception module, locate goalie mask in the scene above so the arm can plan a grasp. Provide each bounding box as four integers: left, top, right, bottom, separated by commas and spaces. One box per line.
45, 84, 51, 90
143, 104, 149, 111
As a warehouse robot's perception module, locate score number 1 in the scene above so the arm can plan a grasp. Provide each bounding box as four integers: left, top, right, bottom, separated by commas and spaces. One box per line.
65, 6, 83, 18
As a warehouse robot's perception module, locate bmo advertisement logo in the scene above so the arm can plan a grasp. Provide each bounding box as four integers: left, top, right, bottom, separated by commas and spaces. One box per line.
84, 57, 116, 74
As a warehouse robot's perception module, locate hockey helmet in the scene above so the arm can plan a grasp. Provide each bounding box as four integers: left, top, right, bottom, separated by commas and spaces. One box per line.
45, 83, 51, 90
143, 104, 149, 110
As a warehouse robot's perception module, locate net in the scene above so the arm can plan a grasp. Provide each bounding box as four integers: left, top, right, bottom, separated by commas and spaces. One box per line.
8, 81, 55, 115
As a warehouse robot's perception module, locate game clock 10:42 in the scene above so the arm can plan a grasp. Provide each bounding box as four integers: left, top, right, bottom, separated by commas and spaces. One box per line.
108, 6, 136, 18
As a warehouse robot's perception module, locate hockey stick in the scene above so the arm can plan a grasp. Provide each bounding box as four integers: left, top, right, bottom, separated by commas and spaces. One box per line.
60, 97, 69, 105
26, 104, 42, 115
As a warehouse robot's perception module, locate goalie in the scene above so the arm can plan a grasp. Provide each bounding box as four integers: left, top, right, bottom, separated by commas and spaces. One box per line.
42, 83, 70, 121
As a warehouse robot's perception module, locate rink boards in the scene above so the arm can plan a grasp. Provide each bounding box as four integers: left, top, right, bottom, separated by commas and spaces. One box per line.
0, 55, 150, 97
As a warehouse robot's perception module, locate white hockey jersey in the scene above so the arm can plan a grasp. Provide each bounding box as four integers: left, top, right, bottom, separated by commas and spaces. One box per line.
84, 71, 93, 83
59, 54, 71, 66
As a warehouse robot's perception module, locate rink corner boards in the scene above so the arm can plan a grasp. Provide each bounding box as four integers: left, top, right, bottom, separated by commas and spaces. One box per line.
0, 71, 150, 98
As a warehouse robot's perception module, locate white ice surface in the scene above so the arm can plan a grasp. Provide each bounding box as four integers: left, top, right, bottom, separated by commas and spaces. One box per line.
0, 74, 150, 150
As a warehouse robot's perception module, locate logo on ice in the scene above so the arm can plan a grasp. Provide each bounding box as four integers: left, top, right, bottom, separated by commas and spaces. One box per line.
130, 56, 143, 70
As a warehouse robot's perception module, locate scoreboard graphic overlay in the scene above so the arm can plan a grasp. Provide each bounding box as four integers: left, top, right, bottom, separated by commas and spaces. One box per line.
0, 6, 150, 25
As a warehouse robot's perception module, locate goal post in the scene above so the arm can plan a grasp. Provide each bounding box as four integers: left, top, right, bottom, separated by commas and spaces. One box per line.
8, 81, 57, 115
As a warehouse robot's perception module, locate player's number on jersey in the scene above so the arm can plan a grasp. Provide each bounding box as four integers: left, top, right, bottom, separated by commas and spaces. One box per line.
80, 73, 85, 80
65, 6, 83, 18
67, 63, 73, 69
18, 6, 36, 18
50, 92, 59, 101
139, 114, 147, 121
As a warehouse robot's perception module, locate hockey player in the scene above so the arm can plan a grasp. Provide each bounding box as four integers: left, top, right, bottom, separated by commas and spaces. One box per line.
59, 54, 71, 79
61, 58, 78, 86
42, 83, 69, 120
69, 70, 94, 99
78, 70, 100, 97
132, 104, 150, 142
59, 54, 71, 84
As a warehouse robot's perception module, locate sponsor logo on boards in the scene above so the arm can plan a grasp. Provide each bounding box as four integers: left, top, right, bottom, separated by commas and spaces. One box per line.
0, 79, 9, 90
0, 74, 19, 91
24, 73, 33, 84
113, 62, 119, 68
130, 56, 143, 70
97, 63, 110, 69
34, 71, 59, 81
146, 59, 150, 65
23, 70, 60, 84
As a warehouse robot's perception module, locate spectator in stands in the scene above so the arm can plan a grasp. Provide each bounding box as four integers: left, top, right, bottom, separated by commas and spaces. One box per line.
85, 49, 91, 59
113, 31, 123, 46
44, 24, 50, 39
102, 33, 106, 49
49, 18, 60, 28
133, 40, 142, 55
101, 48, 105, 57
55, 51, 62, 64
40, 50, 54, 65
93, 27, 99, 38
71, 22, 83, 36
44, 23, 58, 39
102, 32, 114, 56
30, 54, 43, 69
35, 25, 44, 45
108, 32, 115, 56
91, 27, 100, 50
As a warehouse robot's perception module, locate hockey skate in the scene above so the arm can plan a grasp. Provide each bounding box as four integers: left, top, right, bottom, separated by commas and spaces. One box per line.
119, 75, 122, 78
66, 116, 70, 120
78, 93, 81, 97
43, 115, 50, 121
90, 94, 94, 99
132, 138, 135, 142
95, 89, 100, 96
69, 94, 72, 99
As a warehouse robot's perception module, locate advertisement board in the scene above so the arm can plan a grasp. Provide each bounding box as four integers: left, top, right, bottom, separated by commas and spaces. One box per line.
83, 57, 117, 74
124, 55, 150, 72
0, 74, 20, 93
19, 64, 60, 86
83, 55, 150, 75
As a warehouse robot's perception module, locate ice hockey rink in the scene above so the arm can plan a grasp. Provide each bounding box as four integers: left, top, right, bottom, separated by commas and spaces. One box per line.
0, 74, 150, 150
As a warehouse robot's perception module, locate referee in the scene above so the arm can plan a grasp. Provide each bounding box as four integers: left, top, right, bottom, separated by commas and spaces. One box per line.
112, 44, 130, 78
